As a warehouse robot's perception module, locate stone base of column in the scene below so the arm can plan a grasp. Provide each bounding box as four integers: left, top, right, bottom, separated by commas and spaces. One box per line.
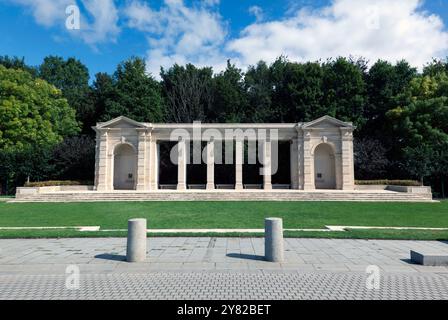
206, 183, 215, 190
96, 184, 108, 192
177, 183, 187, 190
303, 183, 315, 191
264, 183, 272, 190
136, 184, 146, 191
150, 183, 158, 190
235, 183, 243, 190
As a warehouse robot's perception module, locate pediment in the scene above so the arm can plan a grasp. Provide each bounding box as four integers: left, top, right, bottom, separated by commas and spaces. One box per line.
96, 116, 148, 129
302, 116, 353, 129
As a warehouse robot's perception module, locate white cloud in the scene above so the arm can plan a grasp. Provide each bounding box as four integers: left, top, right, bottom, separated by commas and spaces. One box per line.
228, 0, 448, 69
7, 0, 120, 45
248, 5, 263, 22
125, 0, 231, 77
8, 0, 448, 73
79, 0, 120, 44
9, 0, 72, 26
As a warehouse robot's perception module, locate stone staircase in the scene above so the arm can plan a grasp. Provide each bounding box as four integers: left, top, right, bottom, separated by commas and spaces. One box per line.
9, 190, 434, 203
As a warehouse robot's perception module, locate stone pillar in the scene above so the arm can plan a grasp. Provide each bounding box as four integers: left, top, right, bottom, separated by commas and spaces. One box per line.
96, 130, 109, 191
265, 218, 284, 262
126, 218, 147, 262
177, 138, 187, 190
136, 129, 147, 191
206, 139, 215, 190
341, 128, 355, 190
235, 139, 244, 190
262, 140, 272, 190
290, 139, 298, 189
149, 135, 158, 190
303, 130, 315, 190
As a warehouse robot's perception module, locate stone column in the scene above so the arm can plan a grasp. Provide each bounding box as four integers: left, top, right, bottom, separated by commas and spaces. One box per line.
206, 139, 215, 190
177, 138, 187, 190
341, 128, 355, 190
96, 129, 109, 191
290, 139, 299, 189
303, 130, 315, 190
235, 139, 244, 190
262, 140, 272, 190
136, 129, 147, 191
149, 135, 158, 190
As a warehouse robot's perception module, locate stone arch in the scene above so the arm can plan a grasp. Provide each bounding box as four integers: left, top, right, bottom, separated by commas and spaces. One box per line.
113, 143, 137, 190
313, 143, 336, 189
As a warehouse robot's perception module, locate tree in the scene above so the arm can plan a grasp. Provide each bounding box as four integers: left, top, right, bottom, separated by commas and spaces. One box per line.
38, 56, 92, 132
364, 60, 416, 127
402, 145, 435, 186
87, 72, 116, 129
0, 65, 79, 192
52, 135, 95, 181
0, 65, 79, 151
321, 57, 367, 128
161, 63, 213, 123
0, 55, 37, 76
210, 60, 248, 123
423, 58, 448, 77
244, 61, 274, 122
270, 58, 324, 122
102, 57, 164, 123
354, 138, 389, 179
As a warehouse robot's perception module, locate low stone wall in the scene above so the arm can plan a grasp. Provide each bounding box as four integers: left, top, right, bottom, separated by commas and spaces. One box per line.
355, 184, 431, 195
354, 185, 388, 191
16, 185, 94, 198
386, 185, 432, 194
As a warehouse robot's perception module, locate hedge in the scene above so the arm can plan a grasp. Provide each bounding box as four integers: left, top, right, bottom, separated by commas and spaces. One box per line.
355, 180, 421, 186
24, 180, 93, 187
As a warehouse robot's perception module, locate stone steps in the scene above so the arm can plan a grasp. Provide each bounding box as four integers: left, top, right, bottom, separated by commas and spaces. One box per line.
9, 191, 433, 203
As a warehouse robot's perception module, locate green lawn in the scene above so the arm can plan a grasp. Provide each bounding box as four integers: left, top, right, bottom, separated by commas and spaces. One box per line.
0, 201, 447, 239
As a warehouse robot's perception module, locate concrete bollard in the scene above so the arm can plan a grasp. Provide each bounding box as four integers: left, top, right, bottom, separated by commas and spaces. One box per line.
126, 218, 147, 262
265, 218, 284, 262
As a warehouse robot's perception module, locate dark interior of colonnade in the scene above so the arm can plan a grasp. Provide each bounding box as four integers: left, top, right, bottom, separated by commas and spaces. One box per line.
243, 141, 263, 186
214, 141, 236, 186
271, 141, 291, 186
186, 141, 207, 187
158, 141, 178, 187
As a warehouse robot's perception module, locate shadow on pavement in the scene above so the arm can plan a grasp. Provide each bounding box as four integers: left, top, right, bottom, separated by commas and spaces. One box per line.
226, 253, 266, 261
95, 253, 126, 261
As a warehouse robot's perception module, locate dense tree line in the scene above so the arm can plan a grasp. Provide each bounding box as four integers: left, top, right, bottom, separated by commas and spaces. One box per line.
0, 54, 447, 197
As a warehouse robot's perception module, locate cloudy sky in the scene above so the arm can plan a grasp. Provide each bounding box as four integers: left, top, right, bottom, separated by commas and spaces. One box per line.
1, 0, 448, 78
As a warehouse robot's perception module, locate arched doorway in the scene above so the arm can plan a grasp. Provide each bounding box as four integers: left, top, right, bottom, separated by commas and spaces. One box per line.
314, 143, 336, 189
113, 144, 137, 190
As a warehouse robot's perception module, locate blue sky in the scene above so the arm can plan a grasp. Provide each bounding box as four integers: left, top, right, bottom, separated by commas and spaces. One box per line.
1, 0, 448, 80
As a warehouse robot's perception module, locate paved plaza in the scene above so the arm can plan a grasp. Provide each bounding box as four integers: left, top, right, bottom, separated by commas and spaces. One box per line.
1, 237, 448, 299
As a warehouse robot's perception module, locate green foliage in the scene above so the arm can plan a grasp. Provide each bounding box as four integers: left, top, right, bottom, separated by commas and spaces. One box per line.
102, 57, 164, 123
0, 65, 79, 152
24, 180, 92, 187
38, 56, 92, 132
355, 180, 420, 186
0, 55, 37, 76
321, 57, 367, 128
161, 63, 213, 123
244, 61, 274, 122
210, 60, 248, 122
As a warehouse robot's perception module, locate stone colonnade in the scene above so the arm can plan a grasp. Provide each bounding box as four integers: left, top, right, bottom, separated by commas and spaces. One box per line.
93, 116, 355, 192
